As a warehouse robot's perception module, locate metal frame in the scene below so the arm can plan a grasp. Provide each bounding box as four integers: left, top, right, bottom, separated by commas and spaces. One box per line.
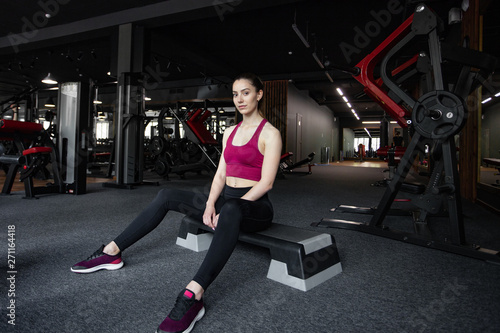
315, 4, 500, 264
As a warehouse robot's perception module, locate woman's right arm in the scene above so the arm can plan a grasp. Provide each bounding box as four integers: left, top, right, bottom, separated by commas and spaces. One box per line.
203, 127, 232, 228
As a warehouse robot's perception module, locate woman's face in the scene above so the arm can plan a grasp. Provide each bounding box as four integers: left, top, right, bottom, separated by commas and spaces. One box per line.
232, 79, 263, 115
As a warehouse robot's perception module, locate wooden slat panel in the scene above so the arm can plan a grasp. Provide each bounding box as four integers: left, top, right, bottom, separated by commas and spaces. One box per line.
459, 0, 480, 201
263, 80, 287, 154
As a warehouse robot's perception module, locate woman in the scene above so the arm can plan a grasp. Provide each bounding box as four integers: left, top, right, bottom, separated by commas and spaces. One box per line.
71, 72, 282, 333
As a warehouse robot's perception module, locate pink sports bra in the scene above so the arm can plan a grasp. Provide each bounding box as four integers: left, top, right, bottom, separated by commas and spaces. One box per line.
224, 119, 267, 181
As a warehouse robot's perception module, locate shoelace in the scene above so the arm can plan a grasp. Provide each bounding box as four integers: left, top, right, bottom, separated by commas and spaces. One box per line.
85, 246, 105, 261
169, 294, 195, 320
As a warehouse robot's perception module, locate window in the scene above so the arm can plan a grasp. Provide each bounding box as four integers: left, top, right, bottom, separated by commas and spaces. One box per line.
96, 121, 110, 140
354, 137, 380, 152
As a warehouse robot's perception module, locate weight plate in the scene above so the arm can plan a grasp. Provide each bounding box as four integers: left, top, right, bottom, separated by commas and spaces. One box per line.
155, 158, 170, 176
411, 91, 467, 140
150, 136, 165, 156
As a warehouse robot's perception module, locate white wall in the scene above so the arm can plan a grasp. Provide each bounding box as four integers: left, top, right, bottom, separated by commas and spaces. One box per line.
482, 102, 500, 159
287, 84, 339, 163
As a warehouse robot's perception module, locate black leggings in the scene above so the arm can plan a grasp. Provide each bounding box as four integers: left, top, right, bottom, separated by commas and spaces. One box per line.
113, 185, 273, 290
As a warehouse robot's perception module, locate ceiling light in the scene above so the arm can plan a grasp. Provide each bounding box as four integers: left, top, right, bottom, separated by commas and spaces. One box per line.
482, 97, 492, 104
346, 102, 352, 108
144, 96, 151, 101
342, 96, 348, 103
495, 92, 500, 97
93, 86, 102, 104
362, 121, 381, 124
364, 128, 371, 137
44, 97, 55, 108
41, 73, 57, 84
292, 23, 310, 48
336, 88, 343, 96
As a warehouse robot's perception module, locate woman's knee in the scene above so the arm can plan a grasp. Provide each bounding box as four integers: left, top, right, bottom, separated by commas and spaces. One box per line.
155, 188, 171, 201
217, 199, 244, 227
220, 199, 244, 217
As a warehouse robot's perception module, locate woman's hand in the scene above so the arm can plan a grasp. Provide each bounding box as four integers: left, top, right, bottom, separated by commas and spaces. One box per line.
203, 204, 218, 230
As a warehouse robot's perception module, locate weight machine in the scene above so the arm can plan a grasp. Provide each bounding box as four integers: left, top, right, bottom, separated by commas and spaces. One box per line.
312, 4, 500, 263
1, 81, 90, 198
150, 104, 221, 179
278, 151, 315, 178
0, 119, 63, 198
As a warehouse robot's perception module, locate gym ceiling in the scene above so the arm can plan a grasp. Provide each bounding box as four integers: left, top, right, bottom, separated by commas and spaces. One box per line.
0, 0, 499, 125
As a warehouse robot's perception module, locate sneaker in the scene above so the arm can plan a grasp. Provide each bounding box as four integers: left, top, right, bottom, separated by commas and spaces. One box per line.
71, 245, 124, 273
157, 289, 205, 333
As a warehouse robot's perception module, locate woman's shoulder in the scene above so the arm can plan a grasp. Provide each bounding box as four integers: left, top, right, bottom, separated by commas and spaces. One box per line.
225, 124, 238, 135
222, 124, 238, 142
262, 121, 281, 141
263, 121, 279, 134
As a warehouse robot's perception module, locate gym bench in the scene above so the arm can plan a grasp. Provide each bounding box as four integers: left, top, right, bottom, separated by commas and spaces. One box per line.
176, 215, 342, 291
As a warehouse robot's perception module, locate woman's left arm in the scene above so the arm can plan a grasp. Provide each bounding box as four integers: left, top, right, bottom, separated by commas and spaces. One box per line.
241, 125, 282, 201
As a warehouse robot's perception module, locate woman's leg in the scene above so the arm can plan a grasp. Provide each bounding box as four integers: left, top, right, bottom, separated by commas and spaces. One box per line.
72, 187, 213, 273
191, 196, 273, 293
112, 187, 209, 253
157, 192, 273, 333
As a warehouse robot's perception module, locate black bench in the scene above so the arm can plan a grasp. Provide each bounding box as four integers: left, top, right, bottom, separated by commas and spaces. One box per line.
176, 216, 342, 291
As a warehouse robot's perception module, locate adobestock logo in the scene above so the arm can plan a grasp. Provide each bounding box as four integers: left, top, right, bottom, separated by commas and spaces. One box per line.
7, 0, 71, 53
339, 0, 404, 64
213, 0, 243, 22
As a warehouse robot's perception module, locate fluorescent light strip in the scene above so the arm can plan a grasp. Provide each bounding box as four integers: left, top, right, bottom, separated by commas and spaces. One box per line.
362, 120, 398, 124
325, 72, 334, 82
312, 52, 324, 69
336, 88, 343, 96
495, 92, 500, 97
292, 24, 310, 48
482, 97, 492, 104
342, 96, 348, 103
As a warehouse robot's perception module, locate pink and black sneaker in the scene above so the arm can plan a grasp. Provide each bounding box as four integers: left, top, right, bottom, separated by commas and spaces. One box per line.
71, 245, 123, 273
157, 289, 205, 333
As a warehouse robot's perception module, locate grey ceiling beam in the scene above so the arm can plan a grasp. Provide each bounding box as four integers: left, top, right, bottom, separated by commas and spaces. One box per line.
0, 0, 243, 51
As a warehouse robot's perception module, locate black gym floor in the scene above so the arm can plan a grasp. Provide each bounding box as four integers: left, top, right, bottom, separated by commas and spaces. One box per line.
1, 163, 499, 332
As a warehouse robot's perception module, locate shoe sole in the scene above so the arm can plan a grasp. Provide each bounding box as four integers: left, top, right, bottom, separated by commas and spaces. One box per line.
155, 306, 205, 333
71, 261, 124, 273
184, 306, 205, 333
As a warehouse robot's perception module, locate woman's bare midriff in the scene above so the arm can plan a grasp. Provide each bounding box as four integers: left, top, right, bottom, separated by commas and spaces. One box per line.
226, 176, 258, 188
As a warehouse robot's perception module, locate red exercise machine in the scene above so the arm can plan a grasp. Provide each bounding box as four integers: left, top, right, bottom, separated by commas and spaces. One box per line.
0, 119, 63, 198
